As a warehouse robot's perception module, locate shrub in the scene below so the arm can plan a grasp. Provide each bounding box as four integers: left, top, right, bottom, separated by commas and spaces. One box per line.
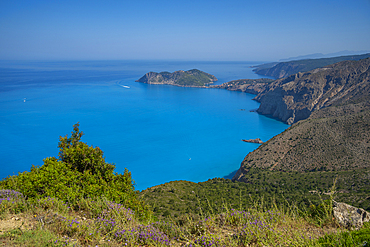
318, 222, 370, 246
0, 123, 151, 219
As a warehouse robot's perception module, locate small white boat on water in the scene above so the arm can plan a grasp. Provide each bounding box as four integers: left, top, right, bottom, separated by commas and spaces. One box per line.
121, 85, 130, 89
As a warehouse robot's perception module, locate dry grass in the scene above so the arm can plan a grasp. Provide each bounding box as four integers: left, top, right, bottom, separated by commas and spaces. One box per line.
0, 189, 347, 247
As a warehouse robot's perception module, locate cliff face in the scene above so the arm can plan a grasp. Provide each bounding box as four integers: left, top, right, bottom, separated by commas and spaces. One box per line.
255, 58, 370, 124
233, 58, 370, 183
136, 69, 217, 87
253, 53, 370, 79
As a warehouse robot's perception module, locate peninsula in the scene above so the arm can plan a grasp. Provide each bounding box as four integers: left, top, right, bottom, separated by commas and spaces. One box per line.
136, 69, 217, 87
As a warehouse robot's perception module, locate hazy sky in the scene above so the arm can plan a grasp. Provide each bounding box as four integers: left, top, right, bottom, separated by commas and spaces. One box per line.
1, 0, 369, 61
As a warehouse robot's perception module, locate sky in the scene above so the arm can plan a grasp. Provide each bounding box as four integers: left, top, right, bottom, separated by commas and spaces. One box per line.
0, 0, 369, 61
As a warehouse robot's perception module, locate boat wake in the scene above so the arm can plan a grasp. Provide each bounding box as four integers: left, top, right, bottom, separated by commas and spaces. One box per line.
115, 80, 130, 89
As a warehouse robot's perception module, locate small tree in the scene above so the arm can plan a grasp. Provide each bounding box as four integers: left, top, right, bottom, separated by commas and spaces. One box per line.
58, 122, 115, 178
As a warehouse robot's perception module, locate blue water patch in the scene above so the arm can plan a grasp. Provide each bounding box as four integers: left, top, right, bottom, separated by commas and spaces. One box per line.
0, 60, 287, 190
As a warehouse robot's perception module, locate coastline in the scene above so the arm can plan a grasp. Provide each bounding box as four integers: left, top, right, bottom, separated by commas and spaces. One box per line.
0, 60, 289, 191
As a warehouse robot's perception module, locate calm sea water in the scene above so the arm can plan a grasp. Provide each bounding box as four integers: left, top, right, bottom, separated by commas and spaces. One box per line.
0, 60, 287, 190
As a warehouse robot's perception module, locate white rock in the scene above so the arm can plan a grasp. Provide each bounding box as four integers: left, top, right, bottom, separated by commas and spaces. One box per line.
333, 200, 370, 230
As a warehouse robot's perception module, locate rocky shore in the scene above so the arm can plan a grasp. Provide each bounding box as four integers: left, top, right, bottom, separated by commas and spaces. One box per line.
241, 138, 263, 144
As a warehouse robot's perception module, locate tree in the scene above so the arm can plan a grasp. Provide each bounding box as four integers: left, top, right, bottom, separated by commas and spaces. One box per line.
58, 122, 115, 178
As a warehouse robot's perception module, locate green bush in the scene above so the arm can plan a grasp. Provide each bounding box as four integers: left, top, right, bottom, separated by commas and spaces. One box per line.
58, 123, 115, 177
0, 123, 151, 219
318, 222, 370, 246
306, 199, 334, 226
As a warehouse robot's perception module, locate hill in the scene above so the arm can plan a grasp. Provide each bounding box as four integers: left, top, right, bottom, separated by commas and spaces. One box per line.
279, 50, 370, 62
253, 53, 370, 79
135, 69, 218, 87
140, 167, 370, 221
232, 58, 370, 206
233, 101, 370, 174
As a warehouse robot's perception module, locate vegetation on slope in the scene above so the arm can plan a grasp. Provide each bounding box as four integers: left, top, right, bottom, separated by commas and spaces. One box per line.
1, 186, 353, 247
140, 167, 370, 222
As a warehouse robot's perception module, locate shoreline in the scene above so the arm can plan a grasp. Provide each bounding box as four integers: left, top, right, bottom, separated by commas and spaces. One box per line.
1, 61, 287, 192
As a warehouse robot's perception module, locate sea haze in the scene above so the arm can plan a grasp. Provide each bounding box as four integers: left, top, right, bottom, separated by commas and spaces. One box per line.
0, 60, 287, 190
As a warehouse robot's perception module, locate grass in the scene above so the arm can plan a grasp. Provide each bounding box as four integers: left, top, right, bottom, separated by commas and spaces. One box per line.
0, 228, 63, 247
318, 222, 370, 246
139, 169, 370, 223
1, 184, 369, 246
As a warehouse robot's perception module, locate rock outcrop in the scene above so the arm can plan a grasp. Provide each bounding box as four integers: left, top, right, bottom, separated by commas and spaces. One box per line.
254, 58, 370, 124
333, 201, 370, 229
241, 138, 263, 144
136, 69, 217, 87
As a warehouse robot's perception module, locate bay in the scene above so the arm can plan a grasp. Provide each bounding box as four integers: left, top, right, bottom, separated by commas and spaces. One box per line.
0, 60, 287, 190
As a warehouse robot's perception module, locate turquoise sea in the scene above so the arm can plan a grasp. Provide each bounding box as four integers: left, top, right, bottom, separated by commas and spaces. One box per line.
0, 60, 288, 191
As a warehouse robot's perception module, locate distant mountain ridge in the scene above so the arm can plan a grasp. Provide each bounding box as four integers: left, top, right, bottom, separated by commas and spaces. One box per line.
136, 69, 217, 87
279, 50, 370, 62
253, 53, 370, 79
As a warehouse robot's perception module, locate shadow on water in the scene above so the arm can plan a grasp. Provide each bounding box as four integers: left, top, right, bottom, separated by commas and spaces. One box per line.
223, 170, 238, 179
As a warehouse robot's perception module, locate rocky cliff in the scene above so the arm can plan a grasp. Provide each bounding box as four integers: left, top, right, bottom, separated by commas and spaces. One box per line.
254, 58, 370, 124
136, 69, 217, 87
233, 58, 370, 183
